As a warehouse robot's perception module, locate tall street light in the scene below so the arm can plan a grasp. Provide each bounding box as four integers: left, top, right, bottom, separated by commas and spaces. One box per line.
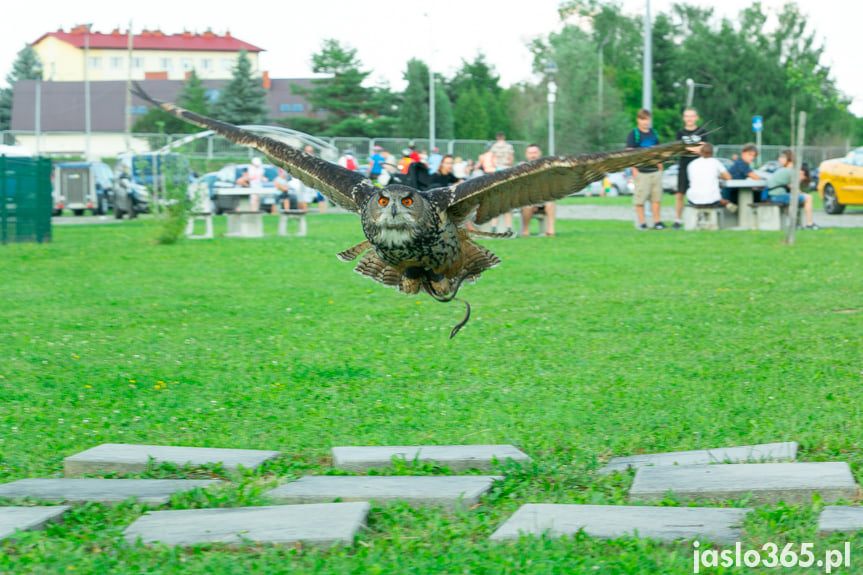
685, 77, 712, 109
425, 12, 435, 151
33, 62, 43, 156
546, 59, 558, 155
598, 36, 609, 116
642, 0, 652, 113
84, 23, 92, 160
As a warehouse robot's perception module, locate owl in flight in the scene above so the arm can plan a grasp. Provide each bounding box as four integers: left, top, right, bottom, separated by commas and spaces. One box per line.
132, 83, 690, 337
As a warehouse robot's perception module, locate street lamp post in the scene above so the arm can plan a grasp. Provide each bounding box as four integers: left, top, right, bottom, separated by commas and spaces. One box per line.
598, 36, 609, 116
546, 60, 558, 155
84, 23, 92, 160
642, 0, 652, 113
685, 77, 712, 109
33, 62, 43, 156
425, 12, 435, 151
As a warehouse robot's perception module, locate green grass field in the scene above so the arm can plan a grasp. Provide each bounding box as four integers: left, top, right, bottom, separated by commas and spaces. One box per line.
1, 215, 861, 574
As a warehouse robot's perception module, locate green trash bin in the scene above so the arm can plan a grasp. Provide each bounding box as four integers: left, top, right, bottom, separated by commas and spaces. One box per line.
1, 155, 52, 244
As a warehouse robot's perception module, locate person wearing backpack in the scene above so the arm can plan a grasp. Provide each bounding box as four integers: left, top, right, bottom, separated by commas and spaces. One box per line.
626, 109, 665, 230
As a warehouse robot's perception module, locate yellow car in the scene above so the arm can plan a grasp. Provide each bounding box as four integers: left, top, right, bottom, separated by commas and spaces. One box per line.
817, 148, 863, 214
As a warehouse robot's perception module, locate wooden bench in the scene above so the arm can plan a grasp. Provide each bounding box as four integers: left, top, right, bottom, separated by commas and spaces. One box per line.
185, 211, 214, 240
683, 204, 724, 231
278, 209, 308, 237
749, 202, 803, 231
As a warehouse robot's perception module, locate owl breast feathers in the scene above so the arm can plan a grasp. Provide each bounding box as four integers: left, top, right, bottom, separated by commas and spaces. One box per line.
130, 82, 693, 335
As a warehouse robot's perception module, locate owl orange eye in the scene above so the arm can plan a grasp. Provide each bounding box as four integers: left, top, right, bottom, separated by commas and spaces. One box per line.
378, 197, 389, 206
402, 197, 413, 206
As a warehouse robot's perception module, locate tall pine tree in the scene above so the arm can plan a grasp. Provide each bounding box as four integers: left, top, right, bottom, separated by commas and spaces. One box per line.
0, 44, 42, 131
133, 69, 210, 134
399, 59, 430, 138
211, 49, 269, 125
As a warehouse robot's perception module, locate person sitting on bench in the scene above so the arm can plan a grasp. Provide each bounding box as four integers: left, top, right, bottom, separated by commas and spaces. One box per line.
686, 143, 737, 212
764, 149, 819, 230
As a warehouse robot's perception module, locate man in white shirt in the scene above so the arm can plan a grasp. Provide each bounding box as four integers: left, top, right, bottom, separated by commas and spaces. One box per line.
686, 143, 736, 212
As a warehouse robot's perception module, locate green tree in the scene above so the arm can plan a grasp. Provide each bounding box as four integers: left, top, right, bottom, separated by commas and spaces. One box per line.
286, 39, 377, 136
453, 87, 489, 140
211, 49, 269, 125
434, 81, 455, 140
133, 69, 209, 134
448, 54, 509, 138
399, 59, 429, 138
0, 44, 42, 131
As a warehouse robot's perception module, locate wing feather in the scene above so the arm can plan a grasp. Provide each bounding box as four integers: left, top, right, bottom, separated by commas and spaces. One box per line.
439, 142, 692, 224
131, 82, 373, 213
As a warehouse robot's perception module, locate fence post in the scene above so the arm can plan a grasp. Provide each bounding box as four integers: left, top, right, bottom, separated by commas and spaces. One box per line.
784, 111, 806, 246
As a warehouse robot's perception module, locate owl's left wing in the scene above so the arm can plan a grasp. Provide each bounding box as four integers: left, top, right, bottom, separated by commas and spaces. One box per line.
438, 142, 691, 224
130, 83, 374, 213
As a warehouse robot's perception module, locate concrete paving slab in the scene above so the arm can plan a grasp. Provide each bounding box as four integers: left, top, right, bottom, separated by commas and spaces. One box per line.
599, 441, 798, 474
0, 479, 222, 505
490, 504, 751, 544
630, 462, 858, 505
64, 443, 281, 477
331, 445, 530, 472
267, 475, 503, 511
0, 506, 71, 540
817, 506, 863, 535
123, 502, 370, 547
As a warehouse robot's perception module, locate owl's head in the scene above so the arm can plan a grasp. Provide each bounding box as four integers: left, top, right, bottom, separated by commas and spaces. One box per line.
366, 185, 426, 229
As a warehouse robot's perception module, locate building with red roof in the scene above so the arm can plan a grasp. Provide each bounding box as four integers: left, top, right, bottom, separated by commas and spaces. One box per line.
31, 25, 265, 82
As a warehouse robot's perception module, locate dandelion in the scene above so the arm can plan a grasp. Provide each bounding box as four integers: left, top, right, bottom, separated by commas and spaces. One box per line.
129, 380, 136, 383
72, 355, 79, 359
84, 385, 92, 389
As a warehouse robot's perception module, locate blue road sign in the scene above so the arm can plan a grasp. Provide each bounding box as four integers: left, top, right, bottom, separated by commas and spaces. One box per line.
752, 116, 763, 132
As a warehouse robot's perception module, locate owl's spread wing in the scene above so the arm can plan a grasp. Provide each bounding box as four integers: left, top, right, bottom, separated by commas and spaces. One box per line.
438, 142, 692, 224
131, 82, 374, 213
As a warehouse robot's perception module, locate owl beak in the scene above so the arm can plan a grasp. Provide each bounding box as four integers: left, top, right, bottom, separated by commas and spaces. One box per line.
391, 203, 397, 217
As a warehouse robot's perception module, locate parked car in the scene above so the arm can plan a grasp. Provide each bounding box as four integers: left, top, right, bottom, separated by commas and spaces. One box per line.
573, 169, 633, 196
211, 163, 280, 214
112, 152, 192, 219
53, 161, 114, 216
817, 147, 863, 214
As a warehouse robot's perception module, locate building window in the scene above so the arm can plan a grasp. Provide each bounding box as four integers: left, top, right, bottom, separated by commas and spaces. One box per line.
127, 106, 148, 115
160, 58, 172, 70
222, 59, 233, 71
110, 57, 123, 69
182, 58, 193, 71
88, 57, 101, 69
201, 59, 211, 70
132, 57, 143, 69
279, 104, 305, 113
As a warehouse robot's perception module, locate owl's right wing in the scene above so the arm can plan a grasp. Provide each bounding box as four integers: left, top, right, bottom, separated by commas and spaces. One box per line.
131, 83, 374, 213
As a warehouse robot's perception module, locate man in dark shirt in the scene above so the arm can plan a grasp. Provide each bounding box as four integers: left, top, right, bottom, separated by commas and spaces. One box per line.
726, 143, 764, 202
626, 109, 665, 230
674, 108, 707, 228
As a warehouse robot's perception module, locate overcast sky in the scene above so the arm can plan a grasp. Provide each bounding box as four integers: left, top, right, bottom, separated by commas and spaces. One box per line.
3, 0, 861, 118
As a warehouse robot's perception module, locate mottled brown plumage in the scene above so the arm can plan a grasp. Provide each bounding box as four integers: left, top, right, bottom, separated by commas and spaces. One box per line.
132, 82, 691, 336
